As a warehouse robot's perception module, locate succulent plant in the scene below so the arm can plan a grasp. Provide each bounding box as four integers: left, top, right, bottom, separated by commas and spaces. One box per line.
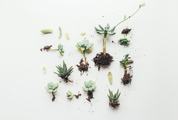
83, 80, 96, 102
76, 39, 93, 55
47, 82, 59, 101
66, 90, 81, 100
93, 4, 144, 70
95, 24, 116, 38
119, 38, 130, 46
108, 89, 121, 108
120, 54, 134, 85
55, 61, 73, 83
76, 39, 93, 73
66, 90, 74, 100
57, 44, 64, 56
120, 54, 133, 69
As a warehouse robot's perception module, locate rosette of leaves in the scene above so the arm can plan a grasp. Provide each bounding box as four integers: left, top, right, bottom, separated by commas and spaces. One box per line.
120, 54, 133, 85
55, 61, 73, 83
119, 28, 131, 46
47, 82, 59, 101
108, 89, 121, 108
93, 4, 145, 70
66, 90, 81, 100
76, 39, 93, 73
83, 80, 96, 102
120, 54, 133, 69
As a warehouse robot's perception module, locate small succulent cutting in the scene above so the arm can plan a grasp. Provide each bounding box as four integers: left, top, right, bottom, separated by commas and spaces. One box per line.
83, 80, 96, 102
66, 90, 81, 100
40, 44, 64, 56
108, 89, 121, 108
93, 3, 144, 70
120, 54, 133, 85
57, 44, 64, 56
76, 39, 93, 74
119, 28, 131, 46
55, 61, 73, 83
47, 82, 59, 101
120, 54, 133, 69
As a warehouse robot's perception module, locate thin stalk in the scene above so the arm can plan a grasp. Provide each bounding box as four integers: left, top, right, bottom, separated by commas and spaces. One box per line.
82, 50, 87, 63
103, 36, 108, 54
114, 6, 142, 28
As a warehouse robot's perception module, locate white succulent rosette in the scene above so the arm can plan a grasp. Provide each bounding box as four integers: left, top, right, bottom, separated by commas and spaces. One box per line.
83, 80, 96, 92
47, 82, 59, 93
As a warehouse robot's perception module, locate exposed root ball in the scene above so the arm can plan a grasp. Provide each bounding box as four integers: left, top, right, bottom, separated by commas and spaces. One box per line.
86, 91, 93, 102
122, 70, 132, 85
109, 102, 120, 108
77, 59, 89, 73
93, 52, 113, 70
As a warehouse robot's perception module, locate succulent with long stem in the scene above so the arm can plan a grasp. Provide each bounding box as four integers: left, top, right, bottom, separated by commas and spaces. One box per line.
83, 80, 96, 102
120, 54, 133, 85
46, 82, 59, 102
55, 61, 73, 83
93, 3, 144, 70
76, 39, 93, 74
108, 89, 121, 108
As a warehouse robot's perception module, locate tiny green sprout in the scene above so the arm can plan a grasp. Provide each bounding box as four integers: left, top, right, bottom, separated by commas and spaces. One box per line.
66, 90, 74, 100
76, 39, 93, 73
41, 29, 53, 34
47, 82, 59, 101
55, 61, 73, 83
119, 38, 130, 46
120, 54, 133, 69
108, 89, 121, 108
83, 80, 96, 102
66, 91, 82, 100
57, 44, 64, 56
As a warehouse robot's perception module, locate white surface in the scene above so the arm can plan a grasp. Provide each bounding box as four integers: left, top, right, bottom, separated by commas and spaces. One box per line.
0, 0, 178, 120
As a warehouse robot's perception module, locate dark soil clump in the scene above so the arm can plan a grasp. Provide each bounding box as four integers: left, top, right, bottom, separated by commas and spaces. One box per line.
40, 45, 52, 51
109, 102, 120, 108
93, 52, 113, 70
77, 59, 89, 73
122, 70, 132, 85
86, 91, 94, 102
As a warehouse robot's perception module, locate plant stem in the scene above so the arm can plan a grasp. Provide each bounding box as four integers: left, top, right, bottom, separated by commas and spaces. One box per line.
114, 6, 142, 28
103, 36, 108, 54
49, 49, 58, 51
83, 52, 87, 63
52, 92, 55, 101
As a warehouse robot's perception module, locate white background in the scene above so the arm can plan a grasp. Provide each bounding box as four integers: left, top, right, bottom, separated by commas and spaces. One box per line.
0, 0, 178, 120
